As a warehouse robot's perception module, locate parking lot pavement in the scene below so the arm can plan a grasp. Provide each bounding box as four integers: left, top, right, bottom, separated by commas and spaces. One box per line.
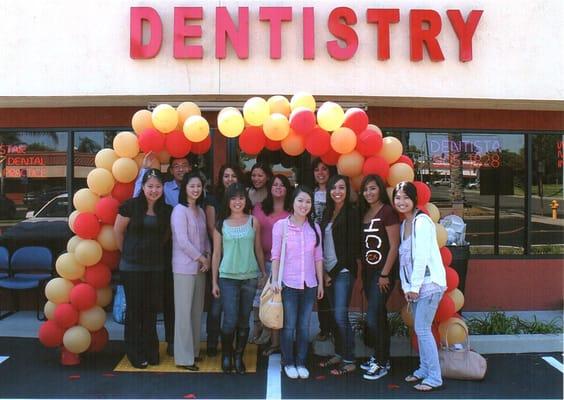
0, 337, 562, 399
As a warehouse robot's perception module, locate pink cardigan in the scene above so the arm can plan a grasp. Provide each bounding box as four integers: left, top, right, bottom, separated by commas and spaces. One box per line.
170, 204, 210, 275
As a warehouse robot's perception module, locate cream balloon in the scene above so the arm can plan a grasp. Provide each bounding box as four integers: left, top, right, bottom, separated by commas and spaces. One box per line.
112, 157, 139, 183
263, 113, 290, 141
426, 203, 441, 223
152, 104, 178, 134
290, 92, 316, 112
63, 325, 92, 354
131, 109, 154, 135
97, 225, 118, 251
317, 101, 345, 132
217, 109, 245, 138
74, 240, 103, 266
438, 317, 468, 345
44, 301, 57, 320
435, 223, 448, 248
55, 253, 86, 281
267, 95, 291, 117
379, 137, 403, 164
73, 189, 99, 213
87, 168, 115, 196
243, 97, 269, 126
177, 101, 201, 125
183, 115, 210, 143
387, 163, 415, 187
448, 288, 465, 312
113, 131, 139, 158
68, 211, 80, 234
67, 235, 82, 253
94, 148, 118, 171
96, 287, 113, 308
79, 306, 106, 332
45, 277, 74, 304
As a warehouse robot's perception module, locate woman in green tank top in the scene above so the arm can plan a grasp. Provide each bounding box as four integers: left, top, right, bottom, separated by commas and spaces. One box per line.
211, 182, 266, 374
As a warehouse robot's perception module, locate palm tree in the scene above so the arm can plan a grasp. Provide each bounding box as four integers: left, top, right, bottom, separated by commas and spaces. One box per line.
448, 133, 465, 212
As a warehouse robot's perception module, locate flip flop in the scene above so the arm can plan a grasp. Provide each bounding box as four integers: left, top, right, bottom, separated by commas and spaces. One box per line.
413, 383, 444, 392
330, 363, 356, 376
405, 374, 423, 383
318, 356, 342, 368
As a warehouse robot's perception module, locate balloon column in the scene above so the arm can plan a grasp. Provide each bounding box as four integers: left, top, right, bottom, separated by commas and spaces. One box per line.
39, 102, 209, 364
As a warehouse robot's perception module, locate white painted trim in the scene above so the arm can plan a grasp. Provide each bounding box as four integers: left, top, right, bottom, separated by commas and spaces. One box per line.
542, 356, 564, 373
266, 353, 282, 400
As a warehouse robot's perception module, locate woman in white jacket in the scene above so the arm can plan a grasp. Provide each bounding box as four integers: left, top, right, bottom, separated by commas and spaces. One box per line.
393, 181, 446, 392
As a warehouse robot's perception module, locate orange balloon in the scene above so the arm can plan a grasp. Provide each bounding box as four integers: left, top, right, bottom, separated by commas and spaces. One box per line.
448, 288, 464, 312
436, 223, 448, 247
438, 317, 468, 345
281, 129, 305, 156
330, 127, 357, 154
176, 102, 201, 125
264, 113, 290, 141
387, 163, 414, 187
267, 95, 291, 117
426, 202, 441, 222
131, 110, 154, 135
378, 136, 403, 164
337, 151, 364, 177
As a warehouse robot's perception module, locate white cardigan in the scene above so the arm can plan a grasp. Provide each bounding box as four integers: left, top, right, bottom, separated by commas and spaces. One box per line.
399, 212, 447, 294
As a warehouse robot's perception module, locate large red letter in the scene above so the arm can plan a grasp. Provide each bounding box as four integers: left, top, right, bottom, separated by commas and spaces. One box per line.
366, 9, 400, 60
327, 7, 358, 61
447, 10, 483, 62
216, 7, 249, 59
174, 7, 203, 59
130, 7, 162, 59
259, 7, 293, 59
410, 9, 445, 62
303, 7, 315, 60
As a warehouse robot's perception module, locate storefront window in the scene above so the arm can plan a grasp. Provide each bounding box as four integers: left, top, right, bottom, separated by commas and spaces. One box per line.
74, 131, 118, 186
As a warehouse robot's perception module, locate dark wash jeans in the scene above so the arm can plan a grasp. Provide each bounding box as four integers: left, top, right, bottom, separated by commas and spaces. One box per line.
326, 270, 355, 362
281, 285, 317, 367
364, 268, 394, 364
218, 277, 257, 335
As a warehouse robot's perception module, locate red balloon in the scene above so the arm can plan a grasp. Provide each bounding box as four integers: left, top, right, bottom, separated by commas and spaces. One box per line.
74, 212, 101, 240
264, 137, 282, 151
362, 155, 390, 179
69, 283, 97, 311
445, 267, 460, 292
413, 181, 431, 206
165, 130, 192, 158
138, 128, 165, 153
54, 303, 79, 329
305, 126, 331, 157
320, 148, 340, 166
239, 126, 266, 155
435, 295, 456, 323
397, 155, 414, 168
84, 263, 111, 289
419, 204, 429, 216
95, 197, 119, 225
100, 250, 120, 271
356, 128, 383, 157
289, 108, 316, 135
440, 247, 453, 267
191, 135, 211, 154
342, 108, 369, 134
111, 182, 134, 203
39, 320, 65, 348
88, 327, 109, 352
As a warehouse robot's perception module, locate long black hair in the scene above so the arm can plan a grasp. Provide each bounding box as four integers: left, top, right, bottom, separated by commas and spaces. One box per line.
359, 174, 391, 217
215, 182, 252, 232
213, 163, 244, 199
291, 185, 320, 247
311, 157, 337, 188
250, 162, 273, 189
261, 174, 293, 215
178, 171, 205, 208
321, 174, 352, 229
130, 168, 170, 232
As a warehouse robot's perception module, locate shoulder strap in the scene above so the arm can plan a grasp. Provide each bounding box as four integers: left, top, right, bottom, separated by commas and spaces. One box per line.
277, 218, 289, 286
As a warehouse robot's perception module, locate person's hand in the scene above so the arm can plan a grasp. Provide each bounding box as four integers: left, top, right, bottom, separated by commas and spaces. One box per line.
212, 283, 220, 298
406, 291, 419, 302
258, 272, 268, 288
323, 272, 332, 287
142, 151, 156, 169
378, 276, 391, 293
198, 256, 210, 272
271, 281, 281, 294
317, 285, 324, 300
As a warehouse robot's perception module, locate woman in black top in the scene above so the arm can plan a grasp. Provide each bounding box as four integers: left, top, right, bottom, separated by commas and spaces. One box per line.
114, 169, 172, 369
358, 174, 400, 380
319, 174, 360, 375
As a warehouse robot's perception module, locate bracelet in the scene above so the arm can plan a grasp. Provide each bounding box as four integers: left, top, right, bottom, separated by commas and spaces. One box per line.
379, 274, 389, 278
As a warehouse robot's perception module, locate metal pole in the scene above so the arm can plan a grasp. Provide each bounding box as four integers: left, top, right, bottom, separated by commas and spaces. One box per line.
524, 134, 531, 255
494, 192, 500, 255
66, 132, 74, 215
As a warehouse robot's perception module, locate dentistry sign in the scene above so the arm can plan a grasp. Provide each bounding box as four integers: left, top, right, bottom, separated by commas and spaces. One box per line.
130, 6, 483, 62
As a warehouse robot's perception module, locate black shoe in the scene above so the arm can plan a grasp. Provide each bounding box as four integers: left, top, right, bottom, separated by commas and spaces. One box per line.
206, 347, 218, 357
147, 355, 159, 365
131, 360, 148, 369
167, 343, 174, 357
221, 332, 234, 373
234, 329, 249, 375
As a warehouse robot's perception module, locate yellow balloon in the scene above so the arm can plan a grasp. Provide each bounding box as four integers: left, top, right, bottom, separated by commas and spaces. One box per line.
379, 137, 403, 164
45, 277, 74, 304
94, 148, 118, 171
97, 225, 118, 251
400, 304, 414, 327
96, 287, 113, 308
263, 113, 290, 141
438, 317, 468, 345
87, 168, 115, 196
112, 157, 139, 183
68, 211, 80, 234
218, 107, 240, 117
44, 301, 57, 320
74, 240, 103, 266
113, 131, 139, 158
290, 92, 316, 112
387, 163, 414, 187
183, 115, 210, 143
176, 101, 201, 126
337, 151, 364, 177
243, 97, 269, 126
267, 95, 291, 117
134, 152, 160, 169
73, 189, 99, 213
281, 129, 305, 156
426, 202, 441, 223
67, 235, 82, 253
330, 127, 357, 154
152, 104, 178, 134
56, 253, 86, 281
435, 223, 448, 248
79, 306, 106, 332
448, 288, 465, 312
317, 102, 345, 132
131, 109, 154, 135
63, 325, 92, 354
218, 109, 245, 138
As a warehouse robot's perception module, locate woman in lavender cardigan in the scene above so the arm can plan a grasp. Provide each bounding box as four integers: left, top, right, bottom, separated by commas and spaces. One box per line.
171, 171, 211, 370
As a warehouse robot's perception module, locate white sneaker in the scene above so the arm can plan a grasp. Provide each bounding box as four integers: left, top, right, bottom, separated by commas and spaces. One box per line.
284, 365, 299, 379
363, 362, 390, 381
296, 365, 310, 379
360, 356, 377, 371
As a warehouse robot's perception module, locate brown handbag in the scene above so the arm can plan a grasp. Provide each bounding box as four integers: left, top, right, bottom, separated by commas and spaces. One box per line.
439, 320, 487, 380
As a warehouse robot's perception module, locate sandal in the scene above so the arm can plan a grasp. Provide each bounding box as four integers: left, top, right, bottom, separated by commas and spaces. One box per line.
413, 383, 444, 392
255, 329, 272, 345
405, 374, 423, 383
315, 332, 328, 341
262, 345, 280, 356
318, 356, 341, 368
330, 363, 356, 376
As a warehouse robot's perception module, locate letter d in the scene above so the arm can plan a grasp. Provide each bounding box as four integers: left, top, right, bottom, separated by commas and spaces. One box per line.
130, 7, 163, 59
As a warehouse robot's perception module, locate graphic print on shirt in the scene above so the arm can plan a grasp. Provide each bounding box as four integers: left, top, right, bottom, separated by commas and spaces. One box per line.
364, 218, 383, 266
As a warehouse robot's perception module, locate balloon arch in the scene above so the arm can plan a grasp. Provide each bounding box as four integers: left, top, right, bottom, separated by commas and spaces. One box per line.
38, 93, 467, 364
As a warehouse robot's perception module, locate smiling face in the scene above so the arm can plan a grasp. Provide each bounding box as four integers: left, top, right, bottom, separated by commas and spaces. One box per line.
229, 194, 246, 213
314, 162, 330, 186
143, 177, 163, 202
362, 179, 381, 205
251, 168, 268, 189
222, 168, 238, 188
394, 189, 415, 215
170, 158, 191, 182
271, 177, 287, 199
330, 178, 347, 206
185, 177, 203, 203
293, 191, 312, 218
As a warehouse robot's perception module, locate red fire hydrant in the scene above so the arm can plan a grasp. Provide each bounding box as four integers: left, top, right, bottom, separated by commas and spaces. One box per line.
551, 200, 559, 219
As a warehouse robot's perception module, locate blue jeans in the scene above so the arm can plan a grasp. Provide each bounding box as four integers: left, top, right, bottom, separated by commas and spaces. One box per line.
281, 285, 317, 367
412, 292, 444, 387
219, 278, 257, 335
326, 271, 354, 362
365, 269, 393, 364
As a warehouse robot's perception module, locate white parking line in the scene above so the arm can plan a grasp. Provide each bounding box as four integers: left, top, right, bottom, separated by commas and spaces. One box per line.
266, 354, 282, 400
542, 356, 564, 373
0, 356, 9, 364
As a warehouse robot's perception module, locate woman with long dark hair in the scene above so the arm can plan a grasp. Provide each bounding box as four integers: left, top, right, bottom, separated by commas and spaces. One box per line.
247, 162, 273, 206
211, 183, 266, 374
114, 169, 172, 369
318, 175, 360, 375
271, 185, 324, 380
393, 181, 446, 392
358, 174, 400, 380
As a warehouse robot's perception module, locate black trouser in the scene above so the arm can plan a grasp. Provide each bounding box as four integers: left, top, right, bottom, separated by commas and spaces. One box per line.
206, 271, 222, 348
163, 267, 174, 346
317, 295, 335, 336
364, 268, 394, 363
122, 270, 162, 365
